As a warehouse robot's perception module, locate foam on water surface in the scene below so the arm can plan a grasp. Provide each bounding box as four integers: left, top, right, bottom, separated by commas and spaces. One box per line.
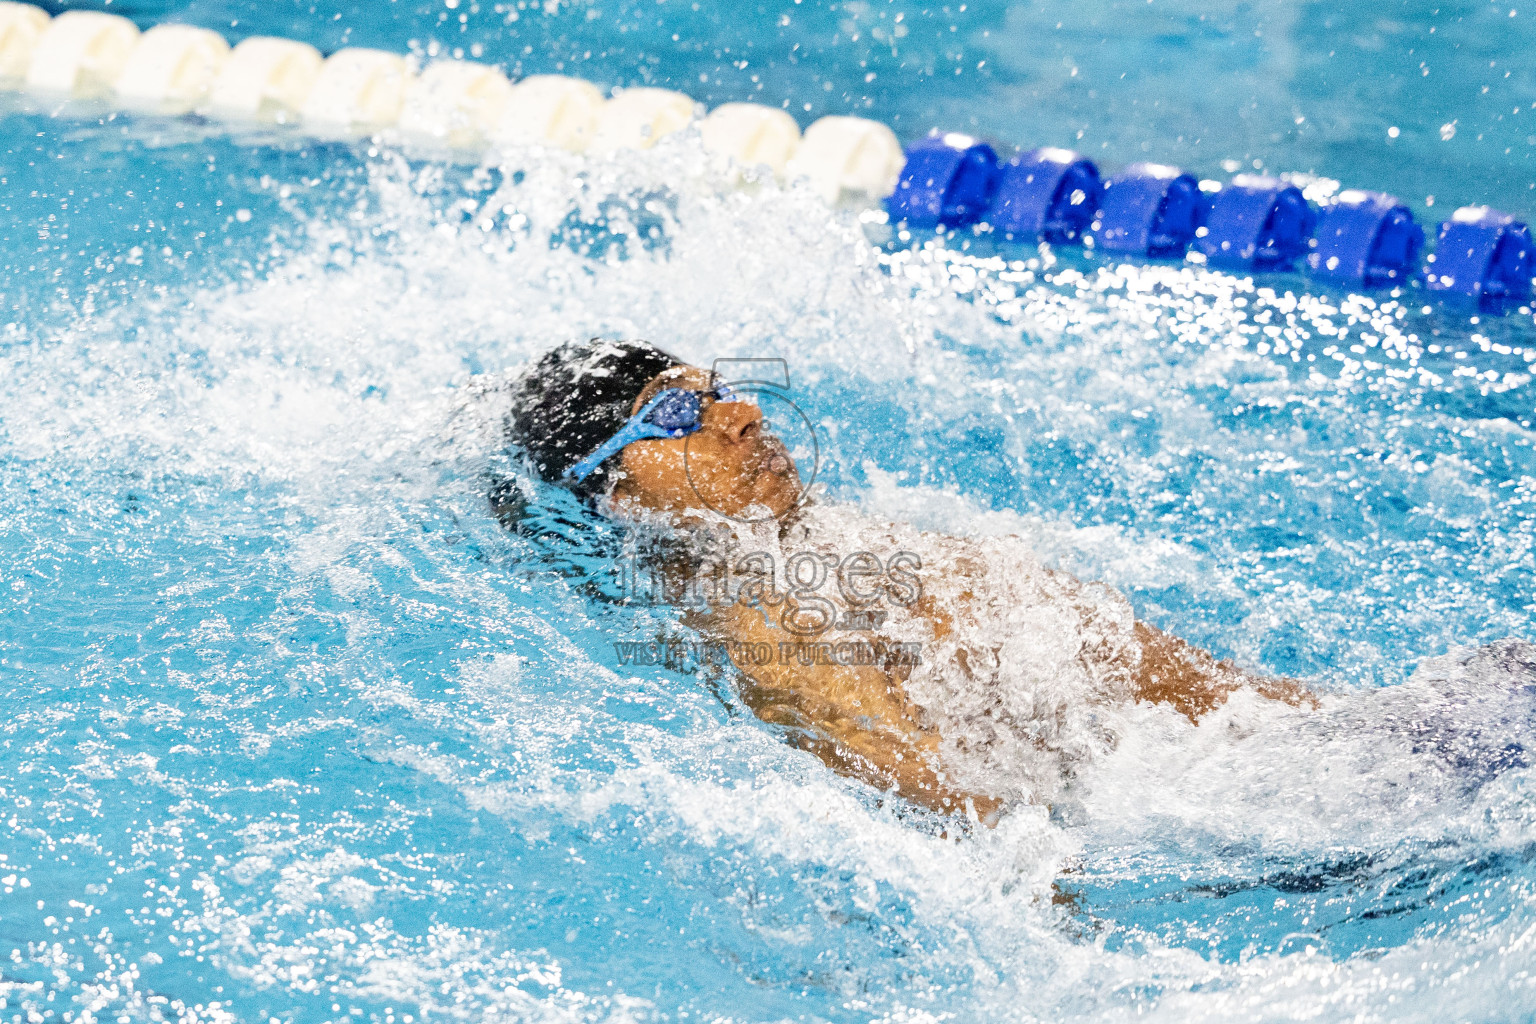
2, 102, 1536, 1023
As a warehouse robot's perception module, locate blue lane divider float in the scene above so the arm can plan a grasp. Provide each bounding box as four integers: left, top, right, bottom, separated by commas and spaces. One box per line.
885, 131, 998, 228
1193, 174, 1315, 271
989, 147, 1102, 243
884, 128, 1532, 313
1425, 206, 1533, 311
1093, 162, 1206, 259
1307, 189, 1423, 288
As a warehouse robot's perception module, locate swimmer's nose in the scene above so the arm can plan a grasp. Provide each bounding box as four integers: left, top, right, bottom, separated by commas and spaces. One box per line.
705, 396, 763, 444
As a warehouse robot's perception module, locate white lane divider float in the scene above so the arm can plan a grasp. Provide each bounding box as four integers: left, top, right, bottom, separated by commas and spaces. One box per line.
115, 23, 229, 114
787, 115, 905, 204
590, 86, 696, 152
700, 102, 802, 178
494, 74, 604, 151
399, 59, 512, 148
25, 9, 138, 99
0, 1, 905, 206
301, 47, 410, 135
206, 36, 323, 123
0, 1, 48, 82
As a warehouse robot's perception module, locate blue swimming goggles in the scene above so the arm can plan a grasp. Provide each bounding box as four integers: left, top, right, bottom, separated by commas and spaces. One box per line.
563, 384, 736, 485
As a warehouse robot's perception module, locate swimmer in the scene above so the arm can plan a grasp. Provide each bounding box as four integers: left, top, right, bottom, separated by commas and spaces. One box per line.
500, 338, 1315, 824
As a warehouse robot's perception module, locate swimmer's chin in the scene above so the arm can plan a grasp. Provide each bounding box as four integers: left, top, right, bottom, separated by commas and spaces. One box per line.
751, 471, 801, 519
749, 444, 803, 517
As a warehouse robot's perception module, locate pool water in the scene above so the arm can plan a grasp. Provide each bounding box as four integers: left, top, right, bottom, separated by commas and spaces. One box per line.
5, 1, 1536, 1022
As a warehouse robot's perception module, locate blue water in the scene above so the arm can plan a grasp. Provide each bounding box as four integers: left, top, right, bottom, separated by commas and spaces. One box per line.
5, 2, 1536, 1022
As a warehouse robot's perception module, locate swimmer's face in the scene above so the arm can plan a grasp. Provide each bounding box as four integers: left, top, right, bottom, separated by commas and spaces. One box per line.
609, 365, 802, 520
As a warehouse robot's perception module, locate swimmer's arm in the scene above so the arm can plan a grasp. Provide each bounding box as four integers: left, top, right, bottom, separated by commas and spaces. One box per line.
755, 685, 1003, 823
706, 603, 1002, 822
916, 550, 1315, 723
1130, 620, 1317, 722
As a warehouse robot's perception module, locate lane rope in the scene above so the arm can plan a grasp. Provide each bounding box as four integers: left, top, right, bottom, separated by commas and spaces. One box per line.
0, 1, 1528, 312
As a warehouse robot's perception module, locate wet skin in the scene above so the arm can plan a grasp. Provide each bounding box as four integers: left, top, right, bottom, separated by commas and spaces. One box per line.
605, 364, 1314, 822
609, 365, 802, 521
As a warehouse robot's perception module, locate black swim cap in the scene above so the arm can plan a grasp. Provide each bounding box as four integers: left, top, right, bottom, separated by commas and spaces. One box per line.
506, 338, 684, 499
